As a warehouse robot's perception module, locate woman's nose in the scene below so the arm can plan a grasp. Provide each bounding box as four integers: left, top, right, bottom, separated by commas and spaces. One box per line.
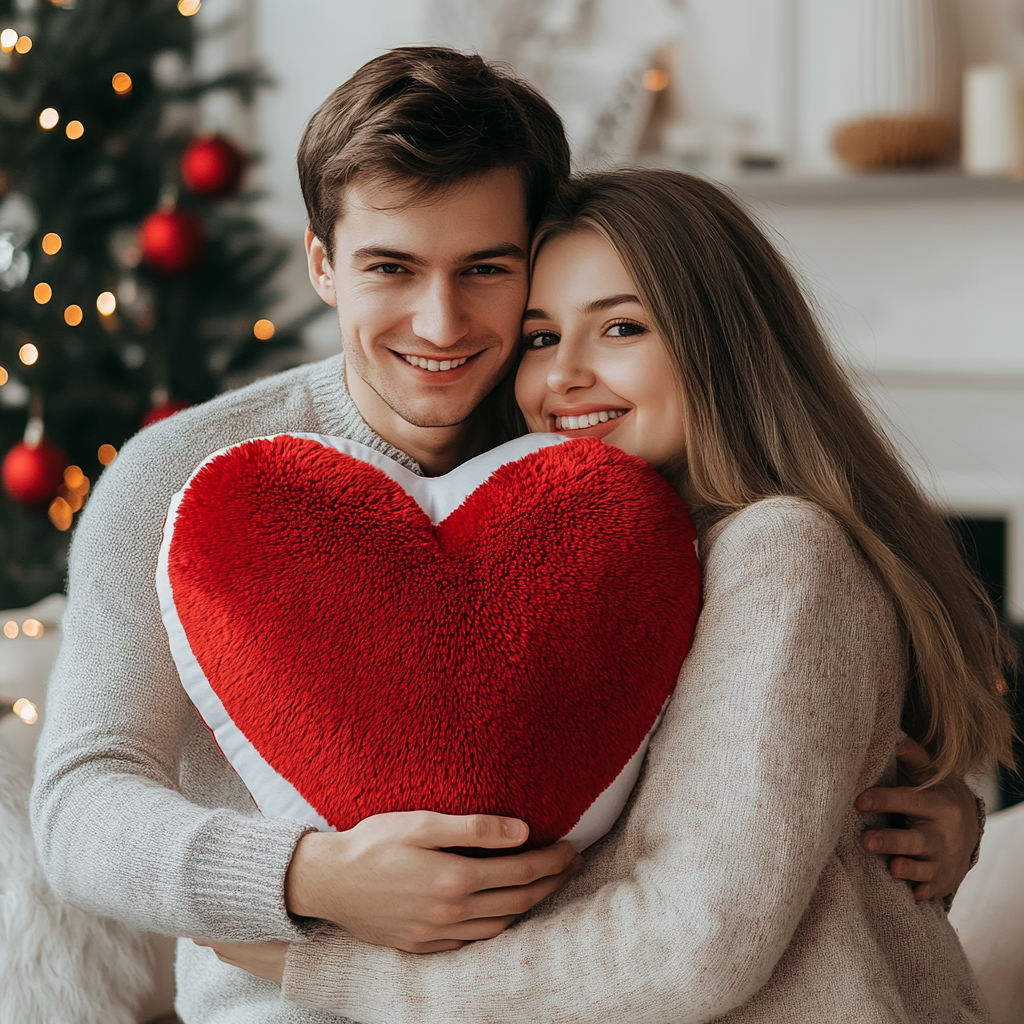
410, 277, 468, 349
546, 340, 596, 394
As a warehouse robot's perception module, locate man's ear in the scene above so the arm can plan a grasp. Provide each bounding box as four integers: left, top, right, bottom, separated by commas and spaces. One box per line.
306, 228, 338, 307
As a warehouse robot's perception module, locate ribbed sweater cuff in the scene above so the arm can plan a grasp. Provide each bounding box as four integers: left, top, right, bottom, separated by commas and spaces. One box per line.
282, 928, 359, 1009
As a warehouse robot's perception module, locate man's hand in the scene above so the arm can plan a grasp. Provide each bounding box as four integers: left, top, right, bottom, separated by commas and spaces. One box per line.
285, 811, 581, 952
195, 939, 287, 985
855, 737, 981, 902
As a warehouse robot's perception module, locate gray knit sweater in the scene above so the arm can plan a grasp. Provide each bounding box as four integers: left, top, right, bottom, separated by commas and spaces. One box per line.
31, 356, 408, 1023
31, 354, 986, 1023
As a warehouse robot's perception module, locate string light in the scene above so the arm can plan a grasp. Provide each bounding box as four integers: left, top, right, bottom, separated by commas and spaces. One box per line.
642, 69, 670, 92
64, 304, 83, 326
15, 35, 31, 54
0, 366, 7, 386
112, 72, 132, 95
41, 232, 62, 255
0, 29, 17, 52
18, 342, 38, 365
21, 618, 44, 638
178, 0, 201, 15
65, 120, 84, 140
2, 621, 17, 638
48, 495, 73, 530
39, 107, 59, 130
97, 443, 118, 465
33, 282, 52, 303
253, 318, 275, 341
12, 698, 38, 724
96, 291, 116, 315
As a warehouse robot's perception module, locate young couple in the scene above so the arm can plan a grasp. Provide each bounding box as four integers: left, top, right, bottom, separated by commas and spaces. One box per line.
32, 46, 1011, 1023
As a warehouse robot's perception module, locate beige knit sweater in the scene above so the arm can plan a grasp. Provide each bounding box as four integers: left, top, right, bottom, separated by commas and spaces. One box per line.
279, 495, 987, 1023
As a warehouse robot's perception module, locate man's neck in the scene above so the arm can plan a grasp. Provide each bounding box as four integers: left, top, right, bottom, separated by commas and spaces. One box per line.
344, 364, 494, 476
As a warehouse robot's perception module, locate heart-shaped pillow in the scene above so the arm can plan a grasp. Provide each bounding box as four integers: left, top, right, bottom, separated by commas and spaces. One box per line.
158, 432, 700, 850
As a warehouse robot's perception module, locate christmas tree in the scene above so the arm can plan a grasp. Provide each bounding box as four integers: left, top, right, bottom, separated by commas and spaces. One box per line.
0, 0, 309, 608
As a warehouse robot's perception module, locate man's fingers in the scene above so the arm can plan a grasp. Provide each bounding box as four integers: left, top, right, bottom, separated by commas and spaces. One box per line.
466, 861, 579, 918
855, 785, 926, 816
401, 939, 466, 953
894, 736, 933, 775
913, 883, 937, 902
861, 827, 930, 858
401, 810, 530, 850
468, 841, 579, 892
890, 856, 934, 883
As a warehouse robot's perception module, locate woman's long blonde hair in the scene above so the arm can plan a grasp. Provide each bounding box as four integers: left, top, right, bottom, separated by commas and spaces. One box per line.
534, 168, 1013, 783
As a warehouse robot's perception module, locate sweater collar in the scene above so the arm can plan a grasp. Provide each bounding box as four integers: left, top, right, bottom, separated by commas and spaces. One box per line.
307, 354, 424, 477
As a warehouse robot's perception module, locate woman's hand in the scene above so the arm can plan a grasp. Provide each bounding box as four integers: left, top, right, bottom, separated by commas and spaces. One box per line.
194, 939, 287, 984
855, 737, 981, 901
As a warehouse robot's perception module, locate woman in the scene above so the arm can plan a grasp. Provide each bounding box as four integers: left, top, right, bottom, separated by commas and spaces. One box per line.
211, 169, 1013, 1021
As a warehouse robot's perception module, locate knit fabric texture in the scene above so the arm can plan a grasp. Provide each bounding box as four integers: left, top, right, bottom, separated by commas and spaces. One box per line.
161, 432, 700, 846
280, 498, 988, 1024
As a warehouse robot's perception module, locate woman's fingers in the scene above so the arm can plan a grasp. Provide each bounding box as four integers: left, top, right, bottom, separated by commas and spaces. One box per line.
467, 840, 580, 892
466, 861, 581, 919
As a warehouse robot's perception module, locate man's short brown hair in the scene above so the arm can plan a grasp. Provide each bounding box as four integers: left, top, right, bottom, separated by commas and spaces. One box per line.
297, 46, 571, 259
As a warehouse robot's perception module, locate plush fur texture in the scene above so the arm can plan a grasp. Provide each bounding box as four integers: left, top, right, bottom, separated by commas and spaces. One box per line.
166, 435, 700, 846
0, 744, 154, 1023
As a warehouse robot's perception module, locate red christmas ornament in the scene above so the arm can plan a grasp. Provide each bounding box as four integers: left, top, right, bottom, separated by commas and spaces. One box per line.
141, 398, 193, 428
3, 436, 70, 506
181, 135, 244, 198
140, 208, 206, 275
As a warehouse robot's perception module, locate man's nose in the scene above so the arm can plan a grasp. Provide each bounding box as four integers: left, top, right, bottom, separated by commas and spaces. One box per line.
410, 277, 469, 349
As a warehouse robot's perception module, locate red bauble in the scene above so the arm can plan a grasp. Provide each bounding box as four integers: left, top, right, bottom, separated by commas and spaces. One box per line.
140, 208, 206, 275
2, 439, 70, 506
181, 136, 244, 198
141, 398, 193, 428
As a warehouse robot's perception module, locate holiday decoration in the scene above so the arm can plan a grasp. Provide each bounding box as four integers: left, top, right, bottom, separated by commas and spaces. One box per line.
0, 1, 311, 607
181, 135, 244, 198
2, 426, 69, 507
140, 207, 205, 275
141, 397, 193, 427
159, 433, 702, 849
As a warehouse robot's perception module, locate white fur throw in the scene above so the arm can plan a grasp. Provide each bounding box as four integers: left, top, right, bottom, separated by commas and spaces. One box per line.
0, 744, 156, 1023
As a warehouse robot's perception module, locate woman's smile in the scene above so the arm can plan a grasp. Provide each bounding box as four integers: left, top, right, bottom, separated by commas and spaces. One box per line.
515, 230, 687, 472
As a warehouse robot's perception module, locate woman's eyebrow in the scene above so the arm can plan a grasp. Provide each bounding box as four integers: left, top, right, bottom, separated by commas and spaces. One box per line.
523, 308, 548, 321
581, 293, 642, 313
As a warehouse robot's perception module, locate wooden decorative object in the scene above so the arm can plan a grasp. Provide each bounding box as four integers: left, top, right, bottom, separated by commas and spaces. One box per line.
832, 114, 957, 169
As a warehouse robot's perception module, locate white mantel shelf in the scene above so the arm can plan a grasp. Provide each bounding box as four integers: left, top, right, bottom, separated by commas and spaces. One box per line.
640, 158, 1024, 205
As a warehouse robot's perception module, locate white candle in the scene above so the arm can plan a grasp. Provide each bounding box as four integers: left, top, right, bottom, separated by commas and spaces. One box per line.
963, 64, 1023, 176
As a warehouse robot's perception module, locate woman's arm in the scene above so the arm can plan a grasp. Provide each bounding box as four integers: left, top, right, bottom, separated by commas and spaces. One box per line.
274, 499, 905, 1023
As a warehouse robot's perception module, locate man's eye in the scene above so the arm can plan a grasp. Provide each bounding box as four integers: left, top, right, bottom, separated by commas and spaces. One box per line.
465, 265, 505, 276
374, 263, 404, 275
607, 321, 646, 338
525, 332, 559, 349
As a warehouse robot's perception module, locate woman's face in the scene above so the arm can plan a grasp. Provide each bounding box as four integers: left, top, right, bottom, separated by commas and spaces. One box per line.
515, 230, 688, 472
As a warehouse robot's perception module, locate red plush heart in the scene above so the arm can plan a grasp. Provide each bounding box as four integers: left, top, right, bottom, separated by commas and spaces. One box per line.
163, 435, 700, 847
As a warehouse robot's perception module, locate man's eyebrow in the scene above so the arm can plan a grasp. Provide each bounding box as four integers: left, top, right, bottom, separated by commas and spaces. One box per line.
349, 247, 427, 266
463, 243, 528, 262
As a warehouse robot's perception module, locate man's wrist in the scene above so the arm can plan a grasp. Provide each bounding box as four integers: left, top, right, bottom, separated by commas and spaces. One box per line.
285, 831, 338, 921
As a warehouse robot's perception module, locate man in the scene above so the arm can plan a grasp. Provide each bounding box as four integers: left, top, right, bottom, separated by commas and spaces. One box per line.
32, 47, 979, 1023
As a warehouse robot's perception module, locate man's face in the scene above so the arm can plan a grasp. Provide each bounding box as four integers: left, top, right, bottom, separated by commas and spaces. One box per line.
308, 167, 530, 429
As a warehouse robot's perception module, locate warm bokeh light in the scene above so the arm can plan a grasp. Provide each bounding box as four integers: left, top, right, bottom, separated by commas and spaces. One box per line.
65, 119, 84, 140
0, 366, 7, 386
64, 464, 87, 490
642, 68, 670, 92
97, 443, 118, 465
253, 318, 275, 341
41, 232, 62, 255
2, 620, 17, 639
178, 0, 201, 15
0, 28, 18, 51
33, 282, 52, 303
48, 496, 73, 530
96, 291, 117, 315
64, 304, 83, 326
112, 72, 132, 95
21, 618, 44, 639
39, 107, 59, 130
12, 698, 38, 724
15, 35, 32, 54
19, 343, 38, 365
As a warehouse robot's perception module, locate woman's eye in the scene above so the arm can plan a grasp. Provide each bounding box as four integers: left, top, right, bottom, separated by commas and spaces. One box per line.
607, 321, 646, 338
525, 332, 559, 349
